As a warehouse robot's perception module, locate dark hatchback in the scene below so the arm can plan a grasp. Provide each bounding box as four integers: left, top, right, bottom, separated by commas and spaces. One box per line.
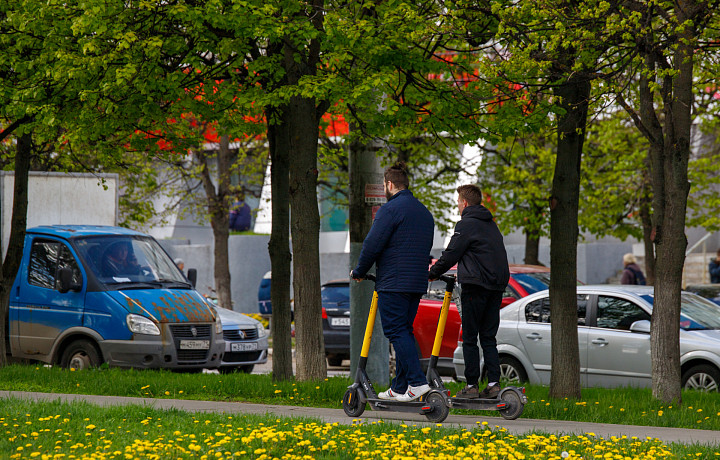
322, 280, 350, 366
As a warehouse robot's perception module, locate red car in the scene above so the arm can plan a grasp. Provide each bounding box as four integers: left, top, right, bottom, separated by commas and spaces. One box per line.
413, 263, 551, 377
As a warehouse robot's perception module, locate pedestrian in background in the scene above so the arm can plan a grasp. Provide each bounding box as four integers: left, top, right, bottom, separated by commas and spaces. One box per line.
229, 198, 251, 232
709, 249, 720, 284
174, 258, 185, 274
429, 184, 509, 400
350, 161, 435, 402
621, 253, 646, 285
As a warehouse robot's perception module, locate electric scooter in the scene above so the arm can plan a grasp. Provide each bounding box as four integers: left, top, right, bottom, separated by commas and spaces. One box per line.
425, 275, 527, 420
342, 273, 451, 423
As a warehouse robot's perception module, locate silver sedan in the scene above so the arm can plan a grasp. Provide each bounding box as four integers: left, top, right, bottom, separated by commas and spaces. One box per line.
453, 285, 720, 391
212, 306, 269, 373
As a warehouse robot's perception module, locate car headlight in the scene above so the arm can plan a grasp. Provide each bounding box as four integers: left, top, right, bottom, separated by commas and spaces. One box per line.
215, 316, 223, 334
126, 314, 160, 336
257, 323, 267, 338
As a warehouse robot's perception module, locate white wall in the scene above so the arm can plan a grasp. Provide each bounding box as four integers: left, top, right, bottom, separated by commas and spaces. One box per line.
0, 172, 118, 257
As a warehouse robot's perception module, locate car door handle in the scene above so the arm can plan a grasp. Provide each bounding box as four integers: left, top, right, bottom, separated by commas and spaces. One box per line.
525, 333, 542, 340
591, 338, 608, 346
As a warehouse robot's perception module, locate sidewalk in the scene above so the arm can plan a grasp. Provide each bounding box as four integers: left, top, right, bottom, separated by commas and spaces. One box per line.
2, 391, 719, 445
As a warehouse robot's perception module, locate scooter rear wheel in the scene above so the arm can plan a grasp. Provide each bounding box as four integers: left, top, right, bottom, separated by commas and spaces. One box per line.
423, 392, 449, 423
499, 390, 524, 420
342, 388, 365, 418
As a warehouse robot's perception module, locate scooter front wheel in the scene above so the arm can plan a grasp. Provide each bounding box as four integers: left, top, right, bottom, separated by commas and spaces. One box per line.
499, 390, 524, 420
342, 388, 365, 418
423, 392, 449, 423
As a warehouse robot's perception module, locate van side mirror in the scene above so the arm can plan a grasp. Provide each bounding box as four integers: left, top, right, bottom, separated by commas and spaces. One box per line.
629, 320, 651, 334
57, 267, 73, 294
187, 268, 197, 288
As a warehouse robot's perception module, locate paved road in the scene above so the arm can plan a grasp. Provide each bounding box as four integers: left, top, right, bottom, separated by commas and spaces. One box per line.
2, 391, 718, 446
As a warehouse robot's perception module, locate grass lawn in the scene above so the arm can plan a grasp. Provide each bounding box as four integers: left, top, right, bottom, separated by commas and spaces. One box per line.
2, 398, 718, 459
1, 364, 720, 432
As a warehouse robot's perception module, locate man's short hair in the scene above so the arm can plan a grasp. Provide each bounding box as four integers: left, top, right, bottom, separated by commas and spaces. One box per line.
457, 184, 483, 206
384, 162, 409, 189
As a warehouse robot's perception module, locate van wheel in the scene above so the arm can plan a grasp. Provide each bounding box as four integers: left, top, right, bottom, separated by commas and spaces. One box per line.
682, 364, 720, 392
61, 340, 102, 370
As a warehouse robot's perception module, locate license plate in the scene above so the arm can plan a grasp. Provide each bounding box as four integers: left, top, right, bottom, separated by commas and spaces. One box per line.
231, 342, 258, 352
180, 340, 210, 350
330, 317, 350, 326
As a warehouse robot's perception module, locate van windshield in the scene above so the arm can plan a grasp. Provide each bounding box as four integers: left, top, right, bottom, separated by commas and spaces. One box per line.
73, 236, 188, 288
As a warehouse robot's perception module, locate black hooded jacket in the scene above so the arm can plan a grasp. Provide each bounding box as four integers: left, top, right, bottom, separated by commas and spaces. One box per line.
429, 204, 509, 291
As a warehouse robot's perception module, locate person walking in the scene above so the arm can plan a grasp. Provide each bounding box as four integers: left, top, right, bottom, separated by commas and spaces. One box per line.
621, 253, 646, 285
229, 198, 252, 232
350, 162, 435, 402
429, 184, 509, 399
709, 249, 720, 284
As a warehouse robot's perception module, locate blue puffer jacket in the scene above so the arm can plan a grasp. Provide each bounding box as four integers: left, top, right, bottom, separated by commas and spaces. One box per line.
353, 189, 434, 293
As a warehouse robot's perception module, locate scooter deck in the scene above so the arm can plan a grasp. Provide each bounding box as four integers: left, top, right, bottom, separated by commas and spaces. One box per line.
448, 397, 508, 411
367, 397, 436, 414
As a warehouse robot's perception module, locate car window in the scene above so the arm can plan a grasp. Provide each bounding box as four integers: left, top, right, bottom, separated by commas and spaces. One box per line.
679, 293, 720, 330
504, 285, 520, 300
525, 295, 588, 324
74, 235, 185, 286
28, 239, 82, 290
596, 296, 651, 331
513, 273, 551, 295
321, 284, 349, 304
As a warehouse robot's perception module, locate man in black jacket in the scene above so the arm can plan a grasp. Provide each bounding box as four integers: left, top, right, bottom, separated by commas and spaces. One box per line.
351, 162, 435, 402
429, 184, 509, 399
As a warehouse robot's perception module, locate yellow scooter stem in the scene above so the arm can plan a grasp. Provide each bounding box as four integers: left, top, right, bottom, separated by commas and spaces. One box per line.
360, 291, 378, 359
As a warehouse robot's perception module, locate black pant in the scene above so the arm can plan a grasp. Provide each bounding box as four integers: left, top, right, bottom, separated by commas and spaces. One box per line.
461, 284, 502, 386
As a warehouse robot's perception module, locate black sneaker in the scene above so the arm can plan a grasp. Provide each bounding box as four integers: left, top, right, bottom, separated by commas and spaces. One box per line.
456, 385, 480, 399
479, 385, 500, 399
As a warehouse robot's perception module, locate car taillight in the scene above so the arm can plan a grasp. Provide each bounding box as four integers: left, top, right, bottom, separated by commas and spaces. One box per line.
322, 307, 327, 319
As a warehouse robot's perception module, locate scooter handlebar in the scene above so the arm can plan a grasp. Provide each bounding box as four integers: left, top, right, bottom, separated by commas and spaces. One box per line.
353, 273, 375, 282
438, 274, 455, 284
433, 273, 456, 292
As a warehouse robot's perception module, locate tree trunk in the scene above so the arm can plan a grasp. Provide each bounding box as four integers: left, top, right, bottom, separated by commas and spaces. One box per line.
548, 75, 590, 400
639, 161, 655, 285
267, 110, 294, 381
281, 0, 327, 381
647, 3, 696, 403
196, 136, 233, 310
0, 132, 32, 365
523, 227, 541, 266
287, 93, 326, 381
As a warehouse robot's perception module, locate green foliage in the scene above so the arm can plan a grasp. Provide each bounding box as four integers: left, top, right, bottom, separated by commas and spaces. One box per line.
580, 111, 649, 241
480, 133, 556, 240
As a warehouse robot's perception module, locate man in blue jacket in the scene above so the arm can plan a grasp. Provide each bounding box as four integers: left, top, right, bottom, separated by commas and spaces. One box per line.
351, 162, 435, 402
429, 184, 509, 400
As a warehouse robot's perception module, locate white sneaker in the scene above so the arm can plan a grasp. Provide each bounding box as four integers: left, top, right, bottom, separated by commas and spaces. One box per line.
378, 388, 398, 400
396, 384, 431, 402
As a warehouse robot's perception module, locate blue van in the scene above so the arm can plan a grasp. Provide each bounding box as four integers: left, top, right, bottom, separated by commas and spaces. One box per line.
7, 225, 224, 370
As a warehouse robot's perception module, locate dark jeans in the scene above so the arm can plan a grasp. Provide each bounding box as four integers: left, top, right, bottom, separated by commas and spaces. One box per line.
377, 291, 427, 392
461, 284, 502, 386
